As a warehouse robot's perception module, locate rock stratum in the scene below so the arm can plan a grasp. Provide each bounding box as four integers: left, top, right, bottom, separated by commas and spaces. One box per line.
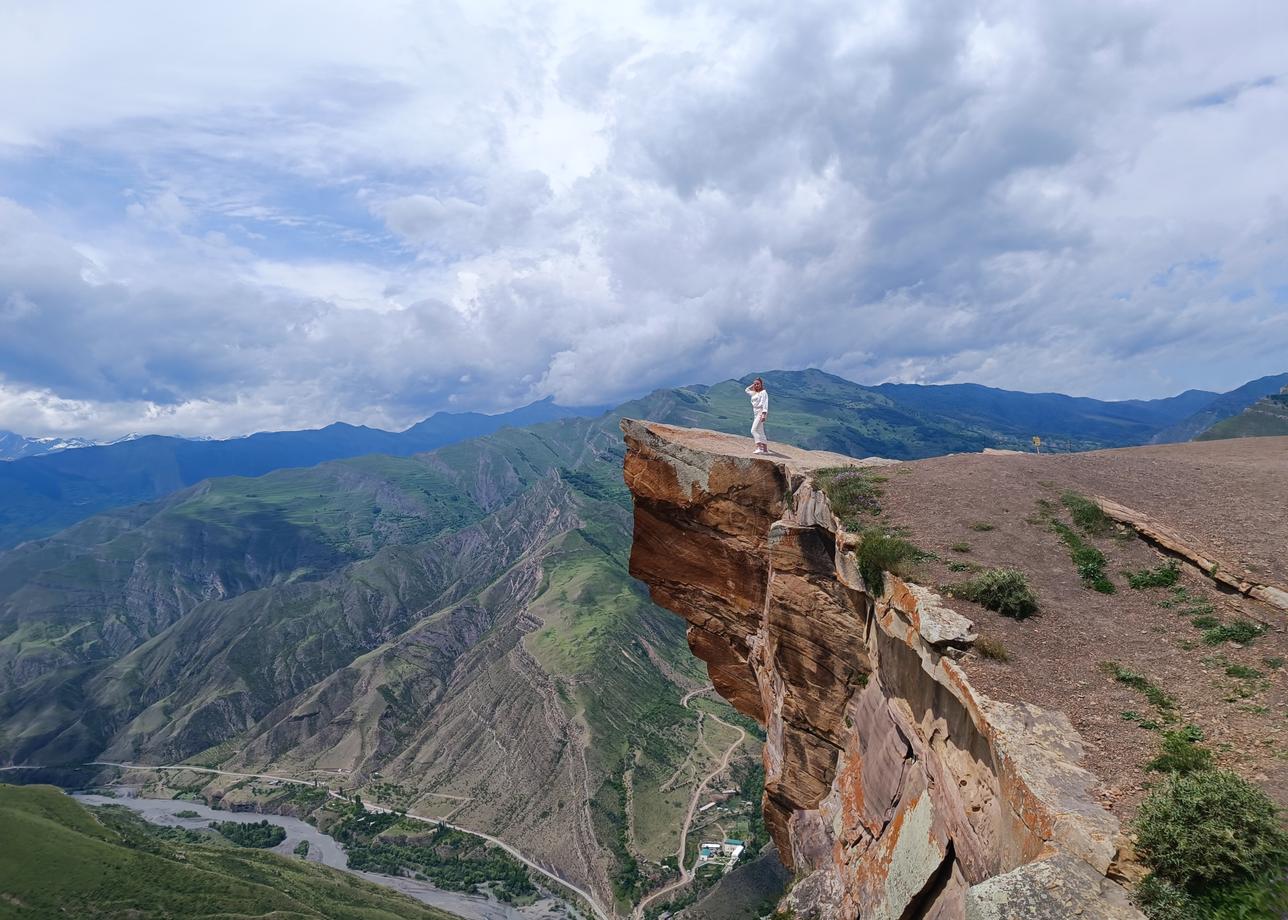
621, 420, 1143, 920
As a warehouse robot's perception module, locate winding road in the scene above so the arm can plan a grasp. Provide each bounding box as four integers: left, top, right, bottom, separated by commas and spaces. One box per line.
632, 687, 747, 919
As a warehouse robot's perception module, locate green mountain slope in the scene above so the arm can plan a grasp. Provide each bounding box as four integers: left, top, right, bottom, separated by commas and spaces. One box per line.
0, 783, 455, 919
1151, 372, 1288, 443
1196, 386, 1288, 440
0, 398, 598, 550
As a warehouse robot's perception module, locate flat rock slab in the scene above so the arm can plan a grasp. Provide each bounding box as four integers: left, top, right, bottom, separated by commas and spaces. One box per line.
966, 853, 1141, 920
623, 420, 895, 476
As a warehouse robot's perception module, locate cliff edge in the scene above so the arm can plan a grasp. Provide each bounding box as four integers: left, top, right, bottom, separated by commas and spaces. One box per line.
621, 419, 1144, 920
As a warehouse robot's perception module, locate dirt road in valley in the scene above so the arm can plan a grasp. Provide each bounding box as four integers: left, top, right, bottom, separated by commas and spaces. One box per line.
632, 688, 747, 919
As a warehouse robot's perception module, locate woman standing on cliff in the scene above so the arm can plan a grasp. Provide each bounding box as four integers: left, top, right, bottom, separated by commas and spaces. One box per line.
746, 378, 769, 454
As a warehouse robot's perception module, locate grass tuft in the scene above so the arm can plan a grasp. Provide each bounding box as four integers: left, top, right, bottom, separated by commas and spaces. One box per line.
1126, 559, 1182, 590
1050, 519, 1115, 593
954, 568, 1038, 620
1100, 662, 1176, 719
814, 467, 884, 529
856, 531, 925, 595
1060, 490, 1112, 535
974, 637, 1009, 661
950, 541, 971, 553
968, 522, 995, 532
1121, 710, 1161, 731
1146, 725, 1213, 775
1202, 620, 1266, 646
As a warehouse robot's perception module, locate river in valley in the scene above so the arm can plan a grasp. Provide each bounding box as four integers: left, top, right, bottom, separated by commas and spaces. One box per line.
72, 790, 573, 920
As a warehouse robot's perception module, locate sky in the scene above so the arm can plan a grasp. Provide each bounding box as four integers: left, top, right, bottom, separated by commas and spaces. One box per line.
1, 0, 1286, 440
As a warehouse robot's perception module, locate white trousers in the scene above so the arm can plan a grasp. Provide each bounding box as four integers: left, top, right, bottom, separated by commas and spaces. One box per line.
751, 415, 766, 445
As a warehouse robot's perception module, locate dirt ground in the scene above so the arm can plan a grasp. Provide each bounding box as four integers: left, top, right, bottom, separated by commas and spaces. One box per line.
877, 436, 1288, 818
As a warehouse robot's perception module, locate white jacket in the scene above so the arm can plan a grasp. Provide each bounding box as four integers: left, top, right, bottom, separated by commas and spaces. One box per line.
746, 385, 769, 415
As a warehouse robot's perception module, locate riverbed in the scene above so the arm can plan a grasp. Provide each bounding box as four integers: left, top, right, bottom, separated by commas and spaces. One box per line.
72, 790, 572, 920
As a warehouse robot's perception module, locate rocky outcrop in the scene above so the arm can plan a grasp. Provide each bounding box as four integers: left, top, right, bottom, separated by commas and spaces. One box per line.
622, 420, 1143, 920
1094, 496, 1288, 611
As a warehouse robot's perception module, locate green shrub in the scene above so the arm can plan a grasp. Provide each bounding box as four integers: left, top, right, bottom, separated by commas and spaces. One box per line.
950, 541, 971, 553
1191, 614, 1220, 629
955, 569, 1038, 619
1133, 875, 1194, 920
856, 531, 924, 595
1226, 664, 1263, 680
1146, 726, 1213, 775
1133, 770, 1288, 919
1203, 620, 1265, 646
1127, 560, 1182, 590
1061, 491, 1112, 535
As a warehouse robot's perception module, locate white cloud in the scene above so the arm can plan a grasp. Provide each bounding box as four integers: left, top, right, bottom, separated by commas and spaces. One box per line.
0, 0, 1286, 438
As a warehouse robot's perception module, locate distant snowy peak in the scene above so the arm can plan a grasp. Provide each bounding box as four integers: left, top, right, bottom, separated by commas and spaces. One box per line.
0, 429, 225, 460
0, 430, 97, 461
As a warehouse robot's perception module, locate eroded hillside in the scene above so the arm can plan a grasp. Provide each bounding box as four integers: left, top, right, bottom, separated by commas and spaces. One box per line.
621, 420, 1288, 919
0, 419, 736, 911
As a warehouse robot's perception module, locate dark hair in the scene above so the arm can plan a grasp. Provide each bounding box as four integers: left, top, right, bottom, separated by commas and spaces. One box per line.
754, 377, 764, 385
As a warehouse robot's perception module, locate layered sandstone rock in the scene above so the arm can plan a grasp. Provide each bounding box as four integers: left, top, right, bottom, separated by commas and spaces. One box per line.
622, 420, 1143, 920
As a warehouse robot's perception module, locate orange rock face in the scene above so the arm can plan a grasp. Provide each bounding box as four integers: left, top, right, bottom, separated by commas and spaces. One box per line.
621, 420, 1144, 920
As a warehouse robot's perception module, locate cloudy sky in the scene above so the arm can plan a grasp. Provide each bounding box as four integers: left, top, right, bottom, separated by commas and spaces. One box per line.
1, 1, 1286, 439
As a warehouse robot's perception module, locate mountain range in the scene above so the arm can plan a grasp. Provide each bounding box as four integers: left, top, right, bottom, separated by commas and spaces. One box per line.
0, 430, 99, 461
0, 367, 1284, 911
2, 370, 1277, 552
0, 398, 599, 549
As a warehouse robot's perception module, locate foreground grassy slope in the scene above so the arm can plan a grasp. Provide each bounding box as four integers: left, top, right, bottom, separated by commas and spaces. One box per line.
0, 783, 455, 919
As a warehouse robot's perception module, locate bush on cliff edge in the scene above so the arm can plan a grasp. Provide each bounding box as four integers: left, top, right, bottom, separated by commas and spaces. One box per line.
1133, 768, 1288, 920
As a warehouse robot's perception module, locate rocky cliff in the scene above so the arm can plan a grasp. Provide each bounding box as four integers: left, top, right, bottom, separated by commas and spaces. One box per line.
621, 420, 1144, 920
